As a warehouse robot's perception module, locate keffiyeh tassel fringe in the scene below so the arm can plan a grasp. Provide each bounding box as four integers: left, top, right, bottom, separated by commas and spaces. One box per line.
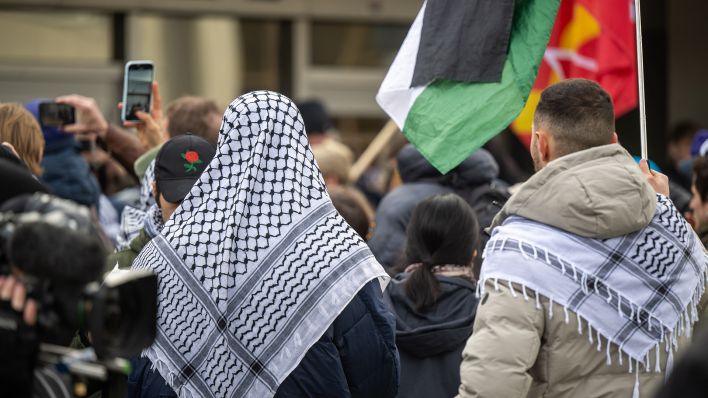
479, 271, 707, 377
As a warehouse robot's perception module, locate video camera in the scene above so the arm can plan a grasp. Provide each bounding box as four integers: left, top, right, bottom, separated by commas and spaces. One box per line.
0, 193, 157, 396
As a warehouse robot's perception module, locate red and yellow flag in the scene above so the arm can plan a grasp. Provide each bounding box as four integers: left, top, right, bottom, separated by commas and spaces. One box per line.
511, 0, 637, 148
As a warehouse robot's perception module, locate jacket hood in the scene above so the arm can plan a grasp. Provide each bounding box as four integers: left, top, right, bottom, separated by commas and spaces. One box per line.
40, 146, 101, 206
397, 144, 499, 188
385, 274, 477, 357
491, 144, 656, 239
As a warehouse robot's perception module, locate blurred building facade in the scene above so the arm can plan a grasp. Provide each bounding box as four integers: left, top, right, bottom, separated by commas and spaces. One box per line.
0, 0, 705, 161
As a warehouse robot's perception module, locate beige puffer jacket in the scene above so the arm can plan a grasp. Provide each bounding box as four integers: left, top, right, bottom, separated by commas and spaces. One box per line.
457, 145, 706, 398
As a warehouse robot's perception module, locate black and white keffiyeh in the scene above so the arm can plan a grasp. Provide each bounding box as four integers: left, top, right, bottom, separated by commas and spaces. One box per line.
116, 161, 156, 249
131, 91, 388, 397
481, 194, 708, 371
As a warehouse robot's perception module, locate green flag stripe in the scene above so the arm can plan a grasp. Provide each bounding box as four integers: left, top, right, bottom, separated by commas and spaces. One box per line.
404, 0, 560, 174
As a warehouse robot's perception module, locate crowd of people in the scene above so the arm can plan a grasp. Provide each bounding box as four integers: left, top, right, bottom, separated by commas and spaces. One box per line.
1, 77, 708, 398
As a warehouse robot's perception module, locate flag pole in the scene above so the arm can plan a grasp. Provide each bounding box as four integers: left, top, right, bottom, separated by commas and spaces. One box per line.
634, 0, 648, 159
348, 120, 399, 183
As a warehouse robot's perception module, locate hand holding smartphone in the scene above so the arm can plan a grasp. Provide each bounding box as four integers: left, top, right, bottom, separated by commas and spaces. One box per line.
121, 60, 155, 122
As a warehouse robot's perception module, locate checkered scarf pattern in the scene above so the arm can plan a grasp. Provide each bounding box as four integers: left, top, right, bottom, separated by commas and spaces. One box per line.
116, 161, 156, 249
131, 91, 387, 398
481, 194, 707, 366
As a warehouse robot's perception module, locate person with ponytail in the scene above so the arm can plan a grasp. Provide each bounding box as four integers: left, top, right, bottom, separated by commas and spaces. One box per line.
384, 193, 480, 398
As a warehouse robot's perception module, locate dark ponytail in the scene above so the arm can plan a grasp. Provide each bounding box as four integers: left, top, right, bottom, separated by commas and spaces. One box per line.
402, 193, 479, 312
405, 260, 440, 312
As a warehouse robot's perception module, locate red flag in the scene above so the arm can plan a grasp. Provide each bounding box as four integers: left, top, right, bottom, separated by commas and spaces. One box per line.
511, 0, 637, 148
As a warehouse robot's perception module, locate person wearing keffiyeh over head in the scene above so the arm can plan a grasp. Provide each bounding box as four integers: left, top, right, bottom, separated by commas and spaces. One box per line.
457, 79, 708, 398
129, 91, 398, 398
107, 133, 216, 271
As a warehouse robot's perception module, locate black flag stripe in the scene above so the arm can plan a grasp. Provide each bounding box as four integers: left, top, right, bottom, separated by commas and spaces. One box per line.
411, 0, 515, 87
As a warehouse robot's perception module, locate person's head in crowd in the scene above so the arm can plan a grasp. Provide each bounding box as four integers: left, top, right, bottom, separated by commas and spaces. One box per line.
329, 186, 374, 240
690, 130, 708, 158
165, 97, 222, 146
0, 103, 45, 175
24, 98, 76, 153
690, 156, 708, 232
669, 121, 703, 170
312, 139, 354, 187
298, 100, 332, 145
402, 193, 479, 311
531, 78, 617, 171
152, 133, 215, 222
23, 98, 102, 207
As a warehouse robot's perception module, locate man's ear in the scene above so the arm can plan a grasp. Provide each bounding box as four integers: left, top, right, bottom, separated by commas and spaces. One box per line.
536, 130, 551, 163
611, 132, 619, 144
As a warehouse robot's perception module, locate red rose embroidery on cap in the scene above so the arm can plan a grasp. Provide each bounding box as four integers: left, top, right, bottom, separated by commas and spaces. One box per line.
181, 150, 203, 172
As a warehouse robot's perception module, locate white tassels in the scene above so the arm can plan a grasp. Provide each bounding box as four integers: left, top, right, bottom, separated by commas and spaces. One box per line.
606, 339, 612, 366
535, 291, 541, 309
588, 324, 594, 344
632, 364, 640, 398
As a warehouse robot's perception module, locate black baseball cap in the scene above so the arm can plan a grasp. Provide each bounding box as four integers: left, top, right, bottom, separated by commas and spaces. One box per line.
154, 133, 215, 203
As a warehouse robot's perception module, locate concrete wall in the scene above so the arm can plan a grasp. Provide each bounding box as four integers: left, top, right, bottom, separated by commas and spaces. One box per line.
126, 14, 244, 109
0, 10, 120, 120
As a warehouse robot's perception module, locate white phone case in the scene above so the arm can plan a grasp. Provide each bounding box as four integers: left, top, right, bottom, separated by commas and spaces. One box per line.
121, 60, 155, 122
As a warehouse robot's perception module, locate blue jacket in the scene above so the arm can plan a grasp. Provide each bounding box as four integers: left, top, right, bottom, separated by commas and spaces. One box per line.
40, 142, 101, 207
128, 279, 399, 398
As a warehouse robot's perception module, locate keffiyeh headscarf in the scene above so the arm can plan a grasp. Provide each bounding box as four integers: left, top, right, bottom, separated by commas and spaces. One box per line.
132, 91, 388, 397
481, 194, 707, 375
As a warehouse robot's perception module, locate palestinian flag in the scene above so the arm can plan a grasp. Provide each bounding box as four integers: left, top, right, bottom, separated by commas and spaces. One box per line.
377, 0, 560, 174
511, 0, 638, 148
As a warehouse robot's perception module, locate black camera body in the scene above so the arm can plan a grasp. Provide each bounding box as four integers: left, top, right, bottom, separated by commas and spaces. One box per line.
0, 193, 157, 396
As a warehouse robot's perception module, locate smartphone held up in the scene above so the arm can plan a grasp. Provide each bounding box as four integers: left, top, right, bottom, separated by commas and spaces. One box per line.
38, 102, 75, 128
121, 60, 154, 122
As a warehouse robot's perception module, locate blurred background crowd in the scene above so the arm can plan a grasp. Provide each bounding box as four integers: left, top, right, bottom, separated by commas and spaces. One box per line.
2, 1, 708, 396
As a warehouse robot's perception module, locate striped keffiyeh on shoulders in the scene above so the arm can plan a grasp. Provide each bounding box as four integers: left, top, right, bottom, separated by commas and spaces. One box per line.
116, 161, 156, 249
480, 194, 708, 372
131, 91, 388, 398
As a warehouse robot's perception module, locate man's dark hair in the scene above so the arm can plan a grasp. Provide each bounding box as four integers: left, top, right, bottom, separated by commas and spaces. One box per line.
533, 78, 615, 157
166, 97, 221, 145
401, 193, 479, 312
694, 156, 708, 202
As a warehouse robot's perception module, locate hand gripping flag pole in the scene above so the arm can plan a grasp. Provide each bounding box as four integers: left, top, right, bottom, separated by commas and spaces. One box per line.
635, 0, 648, 160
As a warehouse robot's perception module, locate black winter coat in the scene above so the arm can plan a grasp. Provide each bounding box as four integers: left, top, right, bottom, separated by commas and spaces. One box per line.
128, 279, 399, 398
384, 273, 477, 398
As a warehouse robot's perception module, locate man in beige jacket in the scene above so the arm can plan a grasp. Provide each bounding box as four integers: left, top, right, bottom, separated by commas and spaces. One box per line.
458, 79, 708, 398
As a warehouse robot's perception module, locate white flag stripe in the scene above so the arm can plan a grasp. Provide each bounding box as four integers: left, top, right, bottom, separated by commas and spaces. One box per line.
375, 1, 427, 130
